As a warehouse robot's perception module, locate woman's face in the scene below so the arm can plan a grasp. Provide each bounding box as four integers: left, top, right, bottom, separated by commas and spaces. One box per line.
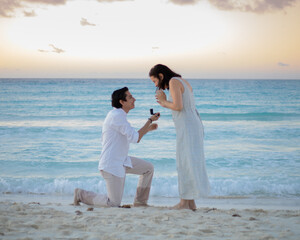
150, 76, 160, 88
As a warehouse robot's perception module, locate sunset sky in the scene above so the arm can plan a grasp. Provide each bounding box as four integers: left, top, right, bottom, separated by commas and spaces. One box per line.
0, 0, 299, 79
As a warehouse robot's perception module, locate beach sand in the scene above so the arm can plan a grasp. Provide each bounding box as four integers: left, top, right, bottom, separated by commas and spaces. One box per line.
0, 194, 299, 240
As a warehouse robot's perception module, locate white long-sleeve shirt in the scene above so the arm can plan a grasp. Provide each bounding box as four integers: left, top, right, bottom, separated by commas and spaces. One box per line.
98, 108, 139, 177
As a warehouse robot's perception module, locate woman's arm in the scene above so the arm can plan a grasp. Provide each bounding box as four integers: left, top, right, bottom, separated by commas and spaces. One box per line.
156, 78, 183, 111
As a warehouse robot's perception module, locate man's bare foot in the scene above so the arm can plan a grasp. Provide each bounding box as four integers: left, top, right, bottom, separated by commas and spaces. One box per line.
73, 188, 81, 206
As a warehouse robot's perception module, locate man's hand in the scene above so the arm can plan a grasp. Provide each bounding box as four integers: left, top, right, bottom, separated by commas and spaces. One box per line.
148, 123, 158, 132
149, 113, 160, 122
137, 113, 160, 143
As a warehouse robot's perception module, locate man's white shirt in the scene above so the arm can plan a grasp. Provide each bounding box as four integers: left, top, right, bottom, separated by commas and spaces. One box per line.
98, 108, 139, 177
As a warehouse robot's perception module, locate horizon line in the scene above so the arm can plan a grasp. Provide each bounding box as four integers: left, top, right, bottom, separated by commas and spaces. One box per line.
1, 77, 300, 81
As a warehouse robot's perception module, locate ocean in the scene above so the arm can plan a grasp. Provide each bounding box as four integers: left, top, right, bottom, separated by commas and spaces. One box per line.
0, 78, 299, 203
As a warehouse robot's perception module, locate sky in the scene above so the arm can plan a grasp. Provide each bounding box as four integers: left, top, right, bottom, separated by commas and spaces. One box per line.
0, 0, 299, 79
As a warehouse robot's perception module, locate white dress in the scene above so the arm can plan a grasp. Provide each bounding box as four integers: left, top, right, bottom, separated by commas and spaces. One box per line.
169, 77, 210, 199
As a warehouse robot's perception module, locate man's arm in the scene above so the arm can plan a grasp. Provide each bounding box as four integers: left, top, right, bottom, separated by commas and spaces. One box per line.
137, 113, 160, 143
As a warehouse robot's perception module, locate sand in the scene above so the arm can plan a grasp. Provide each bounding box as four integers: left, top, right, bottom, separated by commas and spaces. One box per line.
0, 194, 300, 240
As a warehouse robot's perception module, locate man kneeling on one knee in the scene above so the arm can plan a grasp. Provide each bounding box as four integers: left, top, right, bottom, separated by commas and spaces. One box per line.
74, 87, 160, 207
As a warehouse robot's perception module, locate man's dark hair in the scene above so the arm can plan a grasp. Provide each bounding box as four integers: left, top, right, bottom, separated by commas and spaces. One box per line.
111, 87, 128, 108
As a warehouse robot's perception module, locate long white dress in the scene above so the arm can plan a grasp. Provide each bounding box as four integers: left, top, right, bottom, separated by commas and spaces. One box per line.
169, 77, 210, 199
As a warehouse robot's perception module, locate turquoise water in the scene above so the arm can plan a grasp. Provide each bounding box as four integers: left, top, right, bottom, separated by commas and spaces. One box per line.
0, 79, 299, 199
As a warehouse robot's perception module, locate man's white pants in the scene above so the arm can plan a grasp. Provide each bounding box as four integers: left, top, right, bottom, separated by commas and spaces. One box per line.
76, 157, 154, 207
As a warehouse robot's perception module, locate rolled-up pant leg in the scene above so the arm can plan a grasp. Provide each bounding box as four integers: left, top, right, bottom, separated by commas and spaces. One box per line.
126, 156, 154, 205
76, 171, 125, 207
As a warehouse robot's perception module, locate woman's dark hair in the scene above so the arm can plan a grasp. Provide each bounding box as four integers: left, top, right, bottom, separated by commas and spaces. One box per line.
111, 87, 128, 108
149, 64, 181, 90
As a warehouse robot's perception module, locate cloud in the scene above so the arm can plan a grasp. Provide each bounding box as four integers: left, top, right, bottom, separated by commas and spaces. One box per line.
80, 18, 96, 27
278, 62, 290, 67
0, 0, 132, 18
38, 44, 65, 53
23, 10, 36, 17
168, 0, 299, 13
0, 0, 67, 18
168, 0, 200, 5
49, 44, 65, 53
0, 0, 21, 17
207, 0, 299, 13
23, 0, 66, 4
1, 0, 298, 18
96, 0, 132, 2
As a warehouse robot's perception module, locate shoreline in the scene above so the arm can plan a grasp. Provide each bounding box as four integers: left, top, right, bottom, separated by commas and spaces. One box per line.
1, 193, 300, 239
1, 193, 299, 210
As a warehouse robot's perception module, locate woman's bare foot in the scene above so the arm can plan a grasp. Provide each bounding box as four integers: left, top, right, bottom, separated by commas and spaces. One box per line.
172, 199, 196, 211
133, 202, 150, 207
172, 199, 190, 210
189, 200, 197, 211
73, 188, 81, 206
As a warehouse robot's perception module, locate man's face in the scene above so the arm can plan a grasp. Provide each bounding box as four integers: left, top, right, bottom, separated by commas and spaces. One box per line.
121, 90, 136, 112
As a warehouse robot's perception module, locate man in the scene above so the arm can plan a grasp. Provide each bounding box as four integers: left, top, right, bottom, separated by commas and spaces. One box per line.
74, 87, 160, 207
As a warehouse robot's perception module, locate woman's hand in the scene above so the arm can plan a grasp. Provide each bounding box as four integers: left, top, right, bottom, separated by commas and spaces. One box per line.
155, 90, 167, 107
155, 78, 183, 111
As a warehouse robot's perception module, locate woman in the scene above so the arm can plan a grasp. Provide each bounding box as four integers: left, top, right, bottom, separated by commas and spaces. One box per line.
149, 64, 210, 210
